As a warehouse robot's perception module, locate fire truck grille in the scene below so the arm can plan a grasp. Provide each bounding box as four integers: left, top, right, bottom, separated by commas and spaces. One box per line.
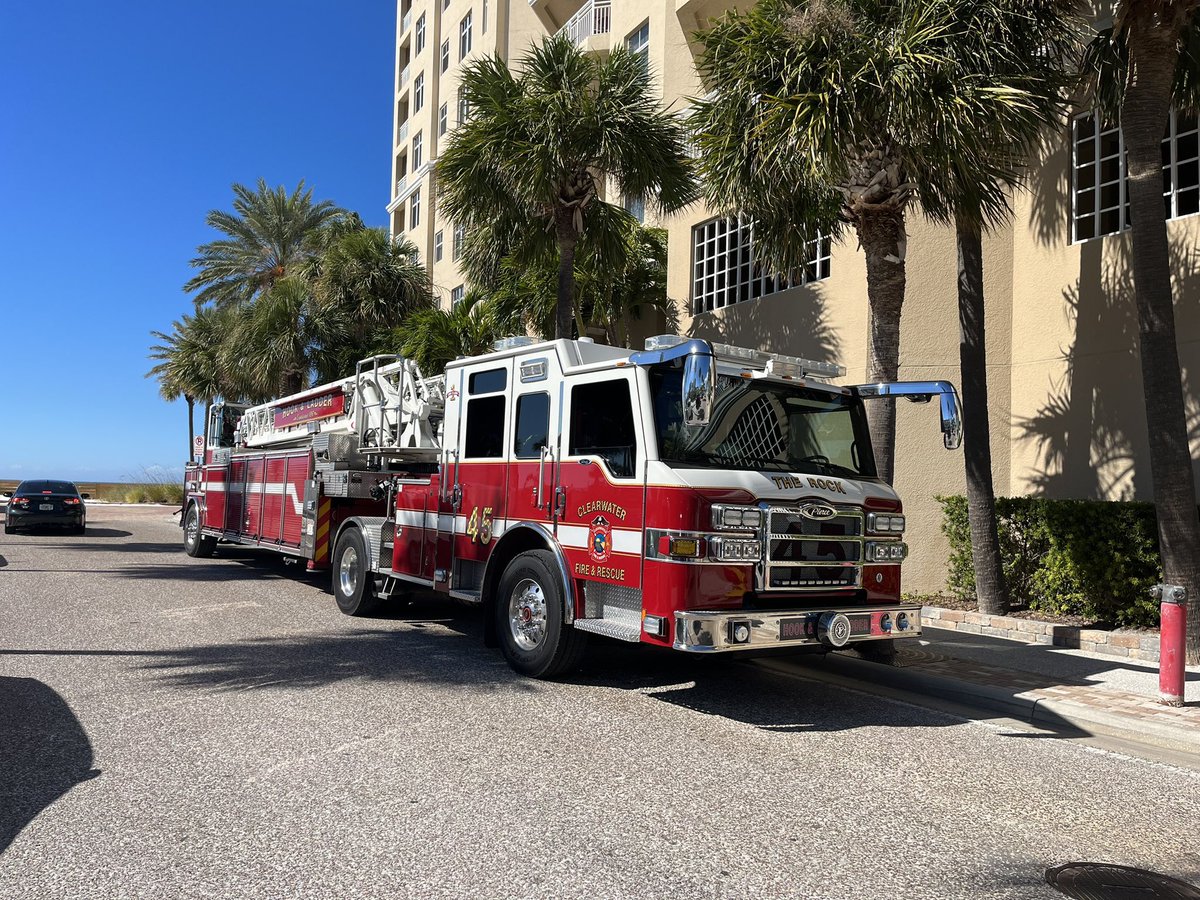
769, 510, 862, 538
764, 505, 865, 591
768, 567, 859, 589
768, 539, 861, 563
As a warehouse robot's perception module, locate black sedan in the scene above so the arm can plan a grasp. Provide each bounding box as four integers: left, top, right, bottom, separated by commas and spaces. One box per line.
3, 480, 88, 535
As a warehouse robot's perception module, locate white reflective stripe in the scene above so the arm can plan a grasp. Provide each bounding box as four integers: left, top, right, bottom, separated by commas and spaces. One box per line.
201, 480, 302, 514
612, 529, 641, 555
393, 512, 636, 553
557, 524, 588, 549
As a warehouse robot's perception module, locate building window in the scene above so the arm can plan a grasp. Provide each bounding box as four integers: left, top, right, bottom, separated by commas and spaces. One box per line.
435, 230, 444, 261
460, 11, 472, 59
413, 72, 425, 112
439, 102, 448, 135
457, 87, 470, 125
441, 39, 450, 73
1072, 108, 1200, 243
415, 14, 426, 54
453, 222, 466, 260
412, 131, 423, 171
442, 0, 450, 9
451, 284, 465, 306
690, 216, 831, 314
410, 189, 421, 230
483, 0, 488, 33
624, 194, 645, 224
626, 21, 649, 73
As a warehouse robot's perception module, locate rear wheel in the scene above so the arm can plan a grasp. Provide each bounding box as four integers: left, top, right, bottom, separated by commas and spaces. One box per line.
494, 550, 587, 678
183, 504, 216, 558
332, 527, 382, 616
3, 521, 13, 535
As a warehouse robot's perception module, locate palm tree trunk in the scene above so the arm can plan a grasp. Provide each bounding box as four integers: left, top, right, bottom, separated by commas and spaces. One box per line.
956, 216, 1008, 616
1122, 18, 1200, 665
555, 222, 578, 340
857, 210, 906, 485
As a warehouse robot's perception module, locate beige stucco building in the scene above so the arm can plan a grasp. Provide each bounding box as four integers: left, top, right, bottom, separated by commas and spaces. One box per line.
390, 0, 1200, 593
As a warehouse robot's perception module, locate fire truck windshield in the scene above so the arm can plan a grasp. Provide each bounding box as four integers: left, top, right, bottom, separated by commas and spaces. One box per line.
649, 365, 877, 478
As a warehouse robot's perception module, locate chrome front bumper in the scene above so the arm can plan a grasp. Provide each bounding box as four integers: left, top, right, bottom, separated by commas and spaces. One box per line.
673, 603, 922, 653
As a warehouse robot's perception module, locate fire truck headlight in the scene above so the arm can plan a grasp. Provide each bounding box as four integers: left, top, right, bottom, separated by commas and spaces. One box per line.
713, 504, 763, 530
713, 538, 761, 562
868, 513, 906, 534
865, 541, 908, 563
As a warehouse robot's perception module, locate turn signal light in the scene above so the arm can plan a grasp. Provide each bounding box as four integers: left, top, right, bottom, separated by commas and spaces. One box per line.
865, 541, 908, 562
658, 535, 703, 558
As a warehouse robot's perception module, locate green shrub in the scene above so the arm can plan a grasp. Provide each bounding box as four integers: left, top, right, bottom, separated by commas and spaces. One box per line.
938, 496, 1164, 628
124, 488, 151, 504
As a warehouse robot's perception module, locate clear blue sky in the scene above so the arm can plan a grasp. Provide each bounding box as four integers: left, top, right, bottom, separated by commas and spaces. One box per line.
0, 1, 395, 482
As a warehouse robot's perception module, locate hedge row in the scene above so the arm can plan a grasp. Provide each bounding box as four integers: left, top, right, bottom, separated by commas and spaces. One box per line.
938, 496, 1165, 628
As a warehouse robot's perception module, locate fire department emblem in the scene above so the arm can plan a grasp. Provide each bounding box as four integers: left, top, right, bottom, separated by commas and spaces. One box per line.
588, 515, 611, 562
446, 386, 460, 401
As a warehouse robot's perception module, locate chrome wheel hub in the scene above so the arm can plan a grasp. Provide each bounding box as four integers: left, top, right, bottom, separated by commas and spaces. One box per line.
339, 546, 360, 597
508, 578, 547, 651
185, 510, 198, 546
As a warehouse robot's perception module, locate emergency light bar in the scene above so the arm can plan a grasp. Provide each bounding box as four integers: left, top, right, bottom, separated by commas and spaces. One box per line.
642, 335, 845, 380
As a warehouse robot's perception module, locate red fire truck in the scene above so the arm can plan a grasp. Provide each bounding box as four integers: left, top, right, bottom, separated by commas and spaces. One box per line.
183, 336, 962, 677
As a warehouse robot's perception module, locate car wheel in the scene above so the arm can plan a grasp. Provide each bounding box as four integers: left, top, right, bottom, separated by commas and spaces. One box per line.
183, 504, 216, 558
494, 550, 587, 678
332, 527, 381, 616
3, 521, 12, 535
74, 524, 86, 536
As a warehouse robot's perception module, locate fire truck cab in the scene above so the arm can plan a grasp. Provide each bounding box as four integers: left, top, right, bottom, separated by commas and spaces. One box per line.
184, 336, 962, 679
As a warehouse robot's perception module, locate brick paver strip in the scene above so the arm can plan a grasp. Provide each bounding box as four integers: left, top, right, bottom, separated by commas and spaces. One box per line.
895, 647, 1200, 728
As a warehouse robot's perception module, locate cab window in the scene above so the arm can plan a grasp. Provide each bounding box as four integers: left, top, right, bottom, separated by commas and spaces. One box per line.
569, 380, 637, 478
465, 396, 505, 457
514, 393, 550, 459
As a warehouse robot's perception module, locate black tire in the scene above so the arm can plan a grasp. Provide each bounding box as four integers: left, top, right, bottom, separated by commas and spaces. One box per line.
3, 521, 13, 535
183, 504, 216, 558
332, 527, 382, 616
494, 550, 587, 678
74, 524, 86, 536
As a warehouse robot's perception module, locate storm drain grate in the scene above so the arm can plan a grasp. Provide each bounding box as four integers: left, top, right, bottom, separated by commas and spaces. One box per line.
1046, 863, 1200, 899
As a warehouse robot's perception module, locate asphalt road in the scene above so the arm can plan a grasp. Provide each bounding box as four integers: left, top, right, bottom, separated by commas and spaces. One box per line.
1, 506, 1198, 899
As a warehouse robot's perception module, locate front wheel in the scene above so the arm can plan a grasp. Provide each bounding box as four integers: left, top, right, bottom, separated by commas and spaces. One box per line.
494, 550, 587, 678
183, 504, 216, 558
332, 527, 382, 616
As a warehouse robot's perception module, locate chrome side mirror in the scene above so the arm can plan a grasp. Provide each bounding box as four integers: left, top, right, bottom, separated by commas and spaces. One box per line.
855, 380, 963, 450
681, 350, 716, 426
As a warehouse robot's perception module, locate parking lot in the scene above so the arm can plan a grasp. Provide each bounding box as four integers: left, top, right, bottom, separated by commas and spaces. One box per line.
2, 506, 1198, 899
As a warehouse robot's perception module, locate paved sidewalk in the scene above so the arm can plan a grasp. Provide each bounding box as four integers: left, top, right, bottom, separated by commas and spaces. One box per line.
769, 626, 1200, 759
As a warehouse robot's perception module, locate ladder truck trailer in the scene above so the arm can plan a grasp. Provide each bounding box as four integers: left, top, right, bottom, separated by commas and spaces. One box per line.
183, 335, 962, 677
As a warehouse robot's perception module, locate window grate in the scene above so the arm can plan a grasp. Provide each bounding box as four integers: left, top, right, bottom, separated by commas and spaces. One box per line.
691, 216, 830, 314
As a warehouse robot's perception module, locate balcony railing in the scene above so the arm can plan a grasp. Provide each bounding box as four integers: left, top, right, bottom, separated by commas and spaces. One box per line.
399, 64, 411, 88
558, 0, 611, 45
397, 120, 409, 145
402, 10, 412, 33
395, 174, 408, 196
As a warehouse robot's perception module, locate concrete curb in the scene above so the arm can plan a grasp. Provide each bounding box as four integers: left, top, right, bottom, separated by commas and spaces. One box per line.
756, 652, 1200, 758
922, 605, 1161, 664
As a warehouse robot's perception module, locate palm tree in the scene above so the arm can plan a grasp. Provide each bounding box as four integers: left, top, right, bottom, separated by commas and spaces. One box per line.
1083, 5, 1200, 663
147, 307, 232, 456
438, 34, 697, 340
489, 221, 677, 347
693, 0, 1080, 614
400, 292, 514, 373
911, 1, 1078, 615
692, 0, 934, 485
185, 179, 345, 309
310, 227, 433, 381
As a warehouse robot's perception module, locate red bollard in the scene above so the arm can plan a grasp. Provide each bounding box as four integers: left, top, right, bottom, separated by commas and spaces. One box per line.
1153, 584, 1187, 707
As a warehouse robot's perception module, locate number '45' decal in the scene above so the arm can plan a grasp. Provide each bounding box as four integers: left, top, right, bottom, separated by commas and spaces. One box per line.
466, 506, 493, 544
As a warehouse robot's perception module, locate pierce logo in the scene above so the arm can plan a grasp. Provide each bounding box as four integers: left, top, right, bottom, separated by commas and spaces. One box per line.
798, 503, 837, 521
588, 515, 611, 561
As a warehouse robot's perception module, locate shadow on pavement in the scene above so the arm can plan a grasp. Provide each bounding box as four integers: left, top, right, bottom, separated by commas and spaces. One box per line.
0, 677, 100, 855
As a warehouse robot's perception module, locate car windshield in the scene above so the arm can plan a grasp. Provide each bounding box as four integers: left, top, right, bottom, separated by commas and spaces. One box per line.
18, 480, 78, 495
649, 364, 877, 478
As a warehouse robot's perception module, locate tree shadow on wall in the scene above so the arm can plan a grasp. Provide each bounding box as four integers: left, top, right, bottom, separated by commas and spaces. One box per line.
1015, 234, 1200, 498
683, 276, 842, 367
0, 677, 100, 854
